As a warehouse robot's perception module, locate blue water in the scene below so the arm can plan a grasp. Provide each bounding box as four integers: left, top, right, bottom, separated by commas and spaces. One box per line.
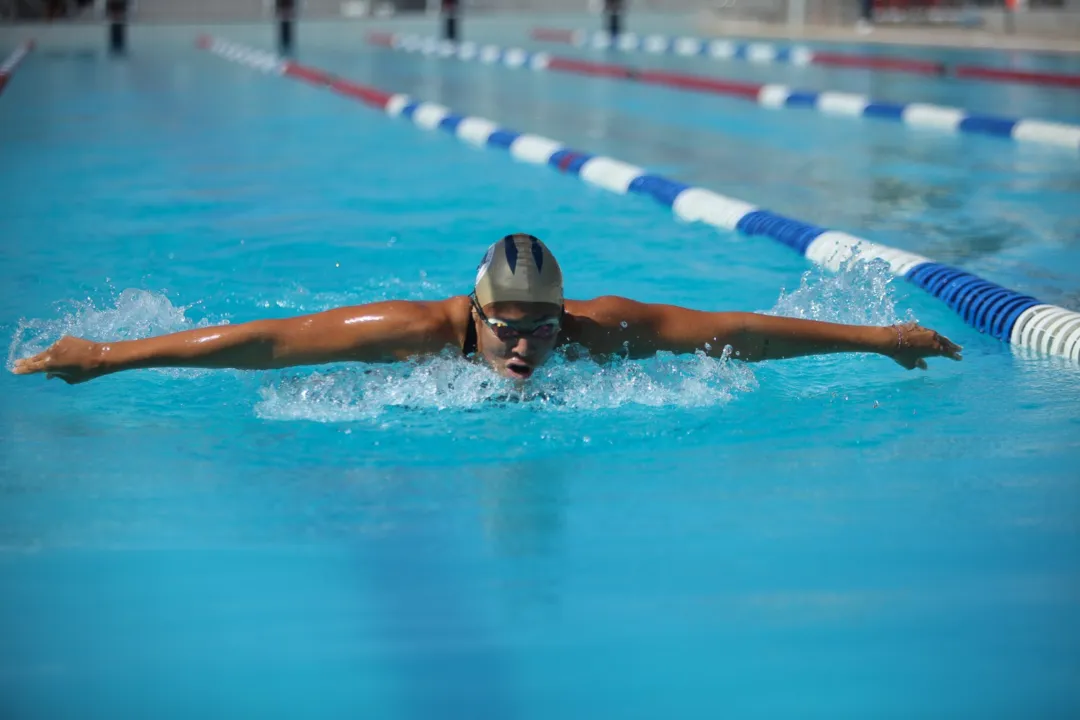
2, 17, 1080, 719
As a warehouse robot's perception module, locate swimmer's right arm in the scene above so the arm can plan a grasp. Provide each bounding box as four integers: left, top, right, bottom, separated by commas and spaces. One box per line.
11, 300, 459, 385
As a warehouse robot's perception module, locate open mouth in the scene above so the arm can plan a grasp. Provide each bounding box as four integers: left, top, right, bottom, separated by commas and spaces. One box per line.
505, 361, 533, 379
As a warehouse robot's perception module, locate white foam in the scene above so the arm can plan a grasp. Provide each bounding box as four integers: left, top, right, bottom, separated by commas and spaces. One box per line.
254, 348, 757, 423
767, 255, 907, 329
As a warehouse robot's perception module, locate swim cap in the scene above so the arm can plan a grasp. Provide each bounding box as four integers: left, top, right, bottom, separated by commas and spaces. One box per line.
473, 234, 563, 308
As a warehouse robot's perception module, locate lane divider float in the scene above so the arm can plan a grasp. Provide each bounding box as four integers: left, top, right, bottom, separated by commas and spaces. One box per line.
198, 36, 1080, 363
370, 33, 1080, 153
532, 27, 946, 76
0, 41, 34, 97
533, 27, 1080, 90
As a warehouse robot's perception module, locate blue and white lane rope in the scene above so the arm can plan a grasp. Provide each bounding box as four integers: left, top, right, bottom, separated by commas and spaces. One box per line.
536, 28, 1080, 89
202, 37, 1080, 363
374, 33, 1080, 153
531, 27, 947, 76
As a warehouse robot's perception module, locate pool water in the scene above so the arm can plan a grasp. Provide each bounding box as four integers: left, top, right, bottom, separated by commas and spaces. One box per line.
2, 16, 1079, 719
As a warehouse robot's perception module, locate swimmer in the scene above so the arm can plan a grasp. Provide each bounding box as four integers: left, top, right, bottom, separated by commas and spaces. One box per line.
12, 233, 962, 385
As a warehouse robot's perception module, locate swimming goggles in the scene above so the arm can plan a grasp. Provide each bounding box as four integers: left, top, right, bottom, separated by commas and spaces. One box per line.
470, 294, 562, 341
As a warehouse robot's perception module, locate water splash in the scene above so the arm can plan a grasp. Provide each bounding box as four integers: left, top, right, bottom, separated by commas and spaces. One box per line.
254, 347, 758, 423
759, 256, 919, 396
765, 255, 915, 327
7, 289, 219, 376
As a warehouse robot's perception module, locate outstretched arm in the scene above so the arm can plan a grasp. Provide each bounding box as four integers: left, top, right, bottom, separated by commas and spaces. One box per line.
568, 297, 962, 369
11, 299, 462, 384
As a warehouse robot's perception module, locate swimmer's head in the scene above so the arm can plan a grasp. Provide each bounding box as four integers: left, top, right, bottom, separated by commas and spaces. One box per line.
473, 233, 563, 309
471, 234, 564, 381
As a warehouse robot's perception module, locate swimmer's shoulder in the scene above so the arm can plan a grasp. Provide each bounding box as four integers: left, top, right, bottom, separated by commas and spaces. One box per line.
563, 295, 645, 324
439, 295, 473, 348
327, 296, 470, 354
561, 296, 647, 353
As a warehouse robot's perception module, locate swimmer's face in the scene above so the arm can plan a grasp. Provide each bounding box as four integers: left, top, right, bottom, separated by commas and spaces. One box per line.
474, 300, 562, 381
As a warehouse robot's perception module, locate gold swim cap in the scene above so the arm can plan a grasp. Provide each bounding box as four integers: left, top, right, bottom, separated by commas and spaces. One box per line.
473, 234, 563, 308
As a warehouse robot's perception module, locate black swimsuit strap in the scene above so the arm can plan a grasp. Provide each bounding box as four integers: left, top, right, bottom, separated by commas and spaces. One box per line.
462, 313, 478, 357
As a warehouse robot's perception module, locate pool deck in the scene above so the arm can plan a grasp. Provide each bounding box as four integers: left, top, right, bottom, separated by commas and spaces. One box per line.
695, 12, 1080, 55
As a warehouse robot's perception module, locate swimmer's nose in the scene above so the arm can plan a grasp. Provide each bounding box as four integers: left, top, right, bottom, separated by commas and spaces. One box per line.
511, 336, 539, 357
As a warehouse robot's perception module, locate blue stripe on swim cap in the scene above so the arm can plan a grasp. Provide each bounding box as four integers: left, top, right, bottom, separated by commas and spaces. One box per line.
530, 236, 544, 271
503, 235, 518, 273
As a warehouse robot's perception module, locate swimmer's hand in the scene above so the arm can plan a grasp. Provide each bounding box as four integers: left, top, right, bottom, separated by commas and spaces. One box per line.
12, 336, 106, 384
886, 321, 963, 370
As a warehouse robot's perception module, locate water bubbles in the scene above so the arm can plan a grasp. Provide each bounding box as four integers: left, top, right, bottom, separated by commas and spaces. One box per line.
704, 342, 712, 352
387, 236, 398, 247
254, 346, 757, 423
766, 255, 901, 327
620, 321, 628, 329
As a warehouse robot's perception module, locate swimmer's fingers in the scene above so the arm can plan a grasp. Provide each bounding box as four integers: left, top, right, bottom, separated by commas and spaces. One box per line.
12, 336, 100, 383
893, 355, 928, 371
888, 324, 963, 370
921, 328, 963, 362
938, 333, 963, 361
11, 351, 51, 375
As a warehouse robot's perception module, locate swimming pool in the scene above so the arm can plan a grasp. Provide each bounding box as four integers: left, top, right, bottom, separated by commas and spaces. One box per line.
2, 14, 1079, 719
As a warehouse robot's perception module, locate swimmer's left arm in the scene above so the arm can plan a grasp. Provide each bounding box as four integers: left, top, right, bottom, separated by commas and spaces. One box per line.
572, 296, 962, 369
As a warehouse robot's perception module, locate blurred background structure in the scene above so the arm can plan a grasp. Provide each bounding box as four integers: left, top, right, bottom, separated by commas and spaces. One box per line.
2, 0, 1079, 38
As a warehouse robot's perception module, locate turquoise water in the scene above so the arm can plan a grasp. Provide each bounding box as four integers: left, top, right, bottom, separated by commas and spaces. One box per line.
3, 18, 1080, 719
